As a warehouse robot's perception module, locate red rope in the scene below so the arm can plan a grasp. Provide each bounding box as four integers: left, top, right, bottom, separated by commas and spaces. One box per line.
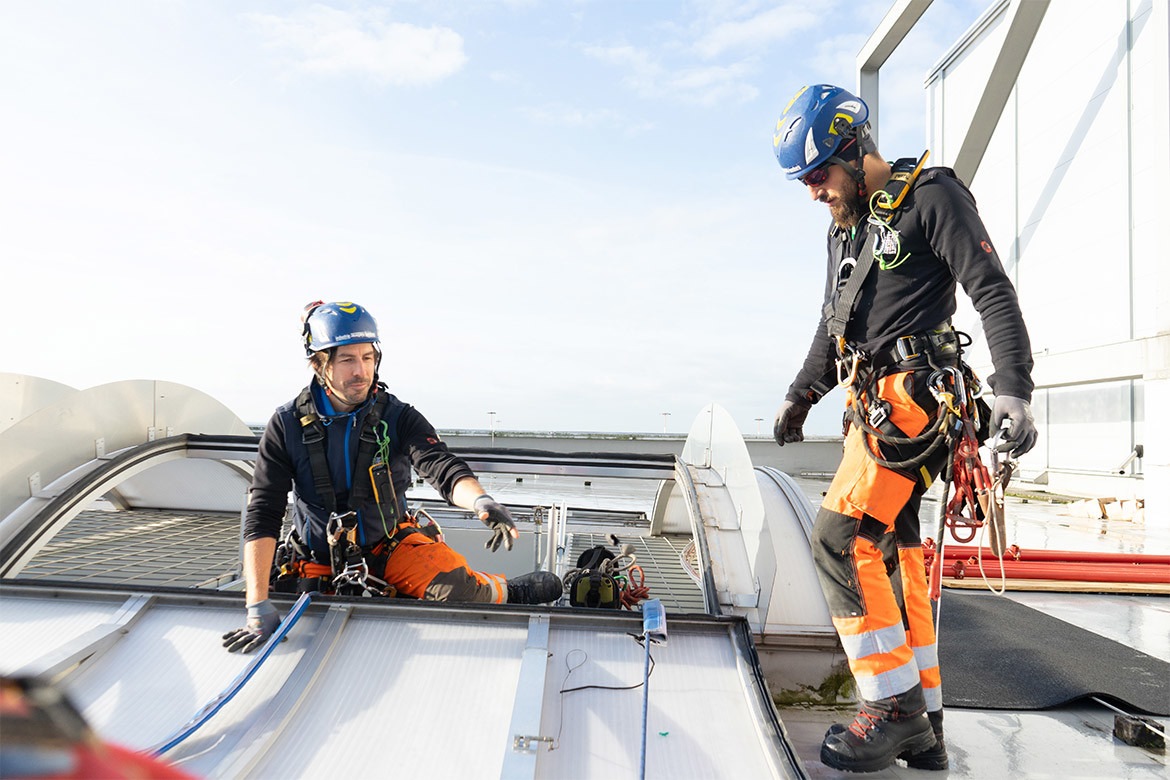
944, 421, 992, 544
618, 565, 650, 610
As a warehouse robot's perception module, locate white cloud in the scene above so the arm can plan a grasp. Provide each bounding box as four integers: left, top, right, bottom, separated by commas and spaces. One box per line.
665, 62, 759, 105
693, 3, 821, 59
249, 5, 467, 85
521, 103, 620, 128
584, 43, 758, 105
520, 102, 654, 134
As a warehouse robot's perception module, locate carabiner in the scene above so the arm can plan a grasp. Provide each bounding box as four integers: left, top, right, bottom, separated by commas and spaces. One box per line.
837, 350, 862, 388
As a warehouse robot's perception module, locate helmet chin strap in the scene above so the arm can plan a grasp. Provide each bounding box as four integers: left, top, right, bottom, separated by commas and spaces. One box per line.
826, 154, 869, 200
830, 124, 875, 199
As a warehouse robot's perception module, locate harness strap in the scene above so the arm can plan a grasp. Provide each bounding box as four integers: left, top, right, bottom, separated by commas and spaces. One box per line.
281, 520, 427, 596
869, 324, 960, 375
293, 384, 401, 515
823, 236, 876, 345
369, 521, 428, 561
823, 155, 934, 345
295, 387, 336, 514
349, 390, 394, 507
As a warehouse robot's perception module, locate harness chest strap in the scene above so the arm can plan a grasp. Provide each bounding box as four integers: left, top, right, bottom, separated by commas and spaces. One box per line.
806, 155, 937, 400
294, 385, 400, 516
822, 153, 930, 345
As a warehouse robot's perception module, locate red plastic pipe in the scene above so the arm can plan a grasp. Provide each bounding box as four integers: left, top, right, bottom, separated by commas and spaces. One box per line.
934, 545, 1170, 566
947, 559, 1170, 584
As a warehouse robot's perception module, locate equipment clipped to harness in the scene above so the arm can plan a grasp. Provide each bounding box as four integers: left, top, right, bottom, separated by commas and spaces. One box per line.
867, 150, 929, 270
872, 150, 929, 218
327, 510, 391, 597
369, 417, 403, 538
369, 459, 400, 528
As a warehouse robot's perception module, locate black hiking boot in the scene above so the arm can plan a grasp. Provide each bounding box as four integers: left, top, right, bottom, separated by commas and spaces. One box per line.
506, 571, 563, 604
829, 708, 949, 770
820, 686, 937, 773
899, 710, 948, 770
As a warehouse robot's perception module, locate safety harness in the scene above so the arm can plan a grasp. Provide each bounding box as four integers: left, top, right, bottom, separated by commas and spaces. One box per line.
812, 153, 1015, 595
271, 384, 441, 596
273, 512, 444, 597
294, 384, 400, 517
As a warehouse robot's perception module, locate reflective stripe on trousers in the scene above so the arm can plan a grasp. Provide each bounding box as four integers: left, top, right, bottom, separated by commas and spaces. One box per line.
812, 370, 945, 707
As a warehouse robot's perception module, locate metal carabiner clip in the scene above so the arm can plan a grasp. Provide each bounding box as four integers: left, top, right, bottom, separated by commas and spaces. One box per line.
836, 342, 863, 388
325, 510, 358, 547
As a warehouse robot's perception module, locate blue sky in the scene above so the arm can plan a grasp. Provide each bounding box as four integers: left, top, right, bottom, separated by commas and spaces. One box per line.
3, 0, 989, 434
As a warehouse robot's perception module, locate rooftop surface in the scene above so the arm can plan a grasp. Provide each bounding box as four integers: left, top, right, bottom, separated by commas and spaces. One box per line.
3, 459, 1166, 778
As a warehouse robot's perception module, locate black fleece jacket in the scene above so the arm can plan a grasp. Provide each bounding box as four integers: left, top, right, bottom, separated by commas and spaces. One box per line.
787, 167, 1033, 405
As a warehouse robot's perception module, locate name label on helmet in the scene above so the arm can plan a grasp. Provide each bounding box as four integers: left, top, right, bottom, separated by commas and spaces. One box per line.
335, 331, 377, 342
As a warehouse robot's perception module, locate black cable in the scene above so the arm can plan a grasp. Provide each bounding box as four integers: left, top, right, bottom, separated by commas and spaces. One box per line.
552, 635, 658, 750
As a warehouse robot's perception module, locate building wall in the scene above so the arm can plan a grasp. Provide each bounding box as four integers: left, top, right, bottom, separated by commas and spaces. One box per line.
925, 0, 1168, 516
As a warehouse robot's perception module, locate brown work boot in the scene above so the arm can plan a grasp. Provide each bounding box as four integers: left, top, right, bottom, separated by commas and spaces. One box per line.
506, 571, 563, 604
899, 709, 948, 770
820, 686, 937, 773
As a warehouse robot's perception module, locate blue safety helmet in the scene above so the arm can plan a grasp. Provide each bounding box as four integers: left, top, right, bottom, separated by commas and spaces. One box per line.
773, 84, 874, 181
302, 301, 380, 357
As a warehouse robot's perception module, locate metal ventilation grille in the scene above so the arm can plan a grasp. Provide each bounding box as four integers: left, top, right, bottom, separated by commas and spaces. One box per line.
15, 508, 240, 588
566, 532, 707, 614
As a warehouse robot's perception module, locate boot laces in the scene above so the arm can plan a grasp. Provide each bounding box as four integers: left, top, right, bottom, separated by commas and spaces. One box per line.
847, 707, 884, 739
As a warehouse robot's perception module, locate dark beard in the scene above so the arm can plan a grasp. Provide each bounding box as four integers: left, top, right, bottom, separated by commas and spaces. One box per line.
831, 183, 866, 229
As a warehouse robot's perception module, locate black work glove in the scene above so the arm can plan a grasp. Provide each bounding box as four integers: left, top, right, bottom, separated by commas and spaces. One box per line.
222, 600, 280, 654
475, 494, 517, 552
991, 395, 1037, 457
773, 400, 810, 447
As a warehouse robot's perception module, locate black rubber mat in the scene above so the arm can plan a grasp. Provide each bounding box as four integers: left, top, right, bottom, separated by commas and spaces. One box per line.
937, 591, 1169, 715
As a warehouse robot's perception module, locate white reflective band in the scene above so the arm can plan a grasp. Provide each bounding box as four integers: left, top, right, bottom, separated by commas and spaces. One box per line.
913, 643, 939, 671
839, 621, 910, 661
923, 685, 943, 711
855, 660, 921, 702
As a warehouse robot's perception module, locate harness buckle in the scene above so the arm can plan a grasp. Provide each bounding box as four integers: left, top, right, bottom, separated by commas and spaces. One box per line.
894, 334, 921, 362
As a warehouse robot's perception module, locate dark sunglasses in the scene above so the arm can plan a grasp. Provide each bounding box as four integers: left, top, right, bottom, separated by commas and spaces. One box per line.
800, 163, 832, 187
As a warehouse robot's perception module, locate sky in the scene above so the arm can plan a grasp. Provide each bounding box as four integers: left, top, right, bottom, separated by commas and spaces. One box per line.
2, 0, 992, 434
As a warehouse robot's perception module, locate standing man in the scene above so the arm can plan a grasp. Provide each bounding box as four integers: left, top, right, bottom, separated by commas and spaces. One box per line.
770, 85, 1037, 773
223, 301, 562, 654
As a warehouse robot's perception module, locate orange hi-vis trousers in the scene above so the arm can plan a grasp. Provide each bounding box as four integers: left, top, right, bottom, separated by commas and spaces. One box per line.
810, 369, 949, 711
383, 529, 507, 603
296, 520, 507, 603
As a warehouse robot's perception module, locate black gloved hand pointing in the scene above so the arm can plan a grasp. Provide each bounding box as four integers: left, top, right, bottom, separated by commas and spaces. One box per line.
222, 600, 280, 653
474, 494, 517, 552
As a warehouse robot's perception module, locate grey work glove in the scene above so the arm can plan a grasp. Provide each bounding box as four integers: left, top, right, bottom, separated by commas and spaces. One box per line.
475, 494, 517, 552
991, 395, 1037, 456
222, 600, 280, 654
773, 400, 810, 446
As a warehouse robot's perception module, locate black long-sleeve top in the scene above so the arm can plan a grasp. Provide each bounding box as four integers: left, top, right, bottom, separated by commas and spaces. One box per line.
244, 385, 475, 553
787, 167, 1033, 405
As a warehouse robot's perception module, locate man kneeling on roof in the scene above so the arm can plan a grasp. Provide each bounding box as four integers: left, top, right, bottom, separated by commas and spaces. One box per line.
223, 301, 562, 653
